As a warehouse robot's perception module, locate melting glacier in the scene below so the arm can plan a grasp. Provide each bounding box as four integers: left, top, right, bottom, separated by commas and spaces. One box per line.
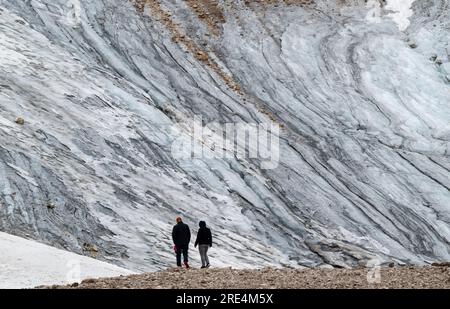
0, 0, 449, 272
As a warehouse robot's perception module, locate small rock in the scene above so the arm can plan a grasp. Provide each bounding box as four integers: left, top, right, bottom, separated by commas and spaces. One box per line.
196, 50, 209, 61
409, 43, 418, 49
83, 243, 99, 253
81, 278, 96, 284
47, 203, 56, 210
15, 117, 25, 125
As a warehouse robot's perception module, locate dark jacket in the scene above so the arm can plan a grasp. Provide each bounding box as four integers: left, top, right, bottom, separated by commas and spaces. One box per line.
194, 221, 212, 247
172, 222, 191, 247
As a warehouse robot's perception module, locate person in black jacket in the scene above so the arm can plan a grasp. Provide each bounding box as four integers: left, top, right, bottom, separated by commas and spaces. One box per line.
172, 217, 191, 268
194, 221, 212, 268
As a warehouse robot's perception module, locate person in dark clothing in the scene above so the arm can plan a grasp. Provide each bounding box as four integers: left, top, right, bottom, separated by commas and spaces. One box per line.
194, 221, 212, 268
172, 217, 191, 268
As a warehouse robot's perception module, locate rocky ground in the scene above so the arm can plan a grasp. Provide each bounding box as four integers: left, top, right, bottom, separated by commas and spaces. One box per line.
45, 265, 450, 289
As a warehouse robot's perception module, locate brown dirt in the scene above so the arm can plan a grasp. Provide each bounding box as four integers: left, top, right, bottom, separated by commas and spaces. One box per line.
45, 266, 450, 289
132, 0, 241, 93
185, 0, 225, 36
244, 0, 314, 7
131, 0, 290, 128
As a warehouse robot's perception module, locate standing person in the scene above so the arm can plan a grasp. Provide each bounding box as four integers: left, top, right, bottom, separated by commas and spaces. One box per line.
172, 217, 191, 268
194, 221, 212, 269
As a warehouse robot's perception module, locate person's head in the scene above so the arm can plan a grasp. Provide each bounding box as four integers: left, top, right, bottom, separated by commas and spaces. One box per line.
176, 217, 182, 224
199, 221, 206, 228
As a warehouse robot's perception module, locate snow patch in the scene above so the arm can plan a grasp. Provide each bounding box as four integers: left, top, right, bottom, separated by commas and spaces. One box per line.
0, 232, 135, 288
386, 0, 416, 31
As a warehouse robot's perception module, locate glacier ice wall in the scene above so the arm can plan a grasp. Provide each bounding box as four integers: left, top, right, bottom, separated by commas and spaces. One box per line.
0, 0, 449, 271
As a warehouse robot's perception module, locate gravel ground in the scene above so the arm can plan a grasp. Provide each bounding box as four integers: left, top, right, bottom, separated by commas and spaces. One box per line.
45, 265, 450, 289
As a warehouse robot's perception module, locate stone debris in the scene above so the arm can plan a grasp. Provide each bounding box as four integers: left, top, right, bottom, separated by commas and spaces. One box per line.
45, 266, 450, 289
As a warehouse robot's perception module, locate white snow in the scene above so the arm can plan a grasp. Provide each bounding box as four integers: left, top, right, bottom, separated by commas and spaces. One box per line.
386, 0, 416, 31
0, 232, 134, 289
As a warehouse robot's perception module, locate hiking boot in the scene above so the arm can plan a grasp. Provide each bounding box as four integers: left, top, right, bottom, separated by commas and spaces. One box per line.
184, 262, 190, 269
205, 263, 210, 268
200, 266, 206, 269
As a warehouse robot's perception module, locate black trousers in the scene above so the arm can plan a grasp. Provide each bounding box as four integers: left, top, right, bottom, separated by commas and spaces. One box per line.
175, 245, 189, 266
